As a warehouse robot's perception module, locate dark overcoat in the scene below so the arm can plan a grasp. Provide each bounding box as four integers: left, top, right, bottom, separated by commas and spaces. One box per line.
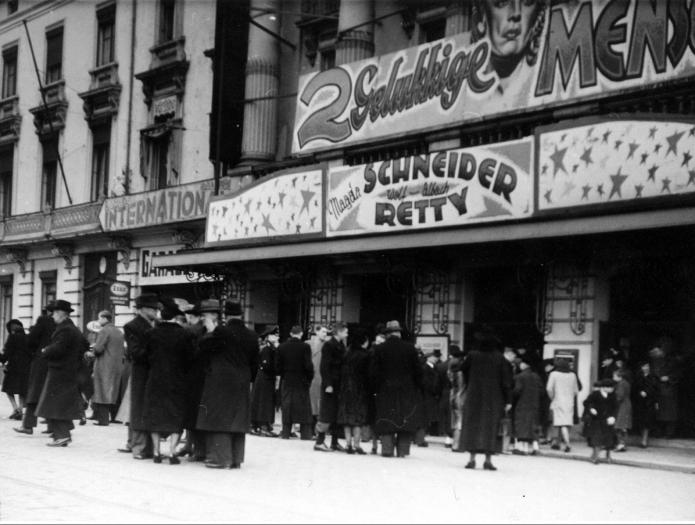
124, 315, 153, 432
421, 362, 442, 426
614, 378, 632, 430
25, 315, 55, 404
183, 321, 207, 430
512, 368, 544, 441
276, 337, 314, 425
36, 318, 84, 421
633, 371, 659, 431
583, 390, 618, 449
250, 343, 277, 425
652, 356, 680, 422
371, 337, 423, 435
436, 359, 452, 435
142, 322, 192, 433
460, 350, 513, 453
1, 330, 31, 396
319, 337, 346, 423
337, 346, 370, 427
196, 322, 258, 433
92, 322, 125, 405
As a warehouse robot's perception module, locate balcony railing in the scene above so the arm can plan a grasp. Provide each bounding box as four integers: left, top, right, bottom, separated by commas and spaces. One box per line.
2, 201, 103, 244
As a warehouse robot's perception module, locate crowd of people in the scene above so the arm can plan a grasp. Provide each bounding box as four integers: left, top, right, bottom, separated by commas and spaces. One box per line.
0, 294, 685, 470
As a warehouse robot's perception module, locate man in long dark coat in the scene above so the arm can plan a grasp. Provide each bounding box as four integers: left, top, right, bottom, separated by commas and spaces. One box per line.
88, 311, 124, 426
460, 327, 513, 471
181, 302, 207, 460
276, 325, 314, 440
415, 351, 442, 447
371, 320, 423, 458
15, 304, 55, 435
196, 300, 258, 469
314, 322, 348, 452
250, 325, 279, 436
36, 300, 85, 447
121, 293, 160, 459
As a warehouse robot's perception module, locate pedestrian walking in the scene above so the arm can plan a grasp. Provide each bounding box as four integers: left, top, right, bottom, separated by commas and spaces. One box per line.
546, 359, 580, 453
337, 330, 370, 454
650, 343, 680, 439
197, 300, 258, 469
612, 368, 632, 452
314, 322, 348, 452
1, 319, 31, 420
371, 320, 423, 458
87, 311, 124, 426
309, 325, 329, 428
14, 304, 55, 435
583, 379, 618, 464
460, 327, 513, 471
250, 325, 279, 437
633, 361, 659, 448
36, 300, 85, 447
121, 293, 160, 459
512, 354, 544, 455
143, 298, 192, 465
276, 325, 314, 440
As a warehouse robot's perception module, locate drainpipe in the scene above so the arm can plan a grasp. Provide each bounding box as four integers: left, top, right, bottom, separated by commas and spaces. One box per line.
124, 0, 137, 195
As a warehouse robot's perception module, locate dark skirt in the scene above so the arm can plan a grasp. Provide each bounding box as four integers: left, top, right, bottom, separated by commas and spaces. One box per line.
250, 373, 276, 425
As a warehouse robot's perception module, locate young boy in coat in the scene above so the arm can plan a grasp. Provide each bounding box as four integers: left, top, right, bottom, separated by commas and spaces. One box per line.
583, 378, 618, 464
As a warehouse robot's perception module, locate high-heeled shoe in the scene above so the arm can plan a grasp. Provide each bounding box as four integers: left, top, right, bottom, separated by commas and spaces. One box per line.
464, 461, 476, 469
354, 447, 366, 455
346, 446, 355, 455
483, 461, 497, 471
564, 446, 571, 453
153, 454, 163, 464
168, 456, 180, 465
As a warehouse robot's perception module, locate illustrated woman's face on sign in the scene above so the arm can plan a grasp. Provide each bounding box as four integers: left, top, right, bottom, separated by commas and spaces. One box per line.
484, 0, 539, 57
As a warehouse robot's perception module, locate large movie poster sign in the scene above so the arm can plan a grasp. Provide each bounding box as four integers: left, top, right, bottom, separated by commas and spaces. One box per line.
327, 138, 533, 237
538, 119, 695, 211
293, 0, 695, 155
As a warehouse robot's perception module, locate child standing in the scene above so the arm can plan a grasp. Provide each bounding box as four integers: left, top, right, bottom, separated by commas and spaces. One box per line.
613, 369, 632, 452
583, 378, 618, 464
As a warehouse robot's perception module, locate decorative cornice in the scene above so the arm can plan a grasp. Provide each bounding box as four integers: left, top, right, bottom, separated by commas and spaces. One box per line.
50, 242, 74, 273
1, 247, 28, 276
108, 234, 132, 270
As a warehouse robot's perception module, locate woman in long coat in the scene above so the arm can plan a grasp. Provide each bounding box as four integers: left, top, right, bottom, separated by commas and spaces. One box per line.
546, 360, 580, 452
337, 331, 370, 454
143, 300, 192, 464
583, 379, 618, 464
633, 361, 659, 448
1, 320, 31, 419
250, 326, 279, 436
512, 356, 544, 455
612, 369, 632, 452
460, 329, 513, 470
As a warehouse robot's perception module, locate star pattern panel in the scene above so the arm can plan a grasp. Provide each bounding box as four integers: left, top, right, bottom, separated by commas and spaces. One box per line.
538, 121, 695, 211
206, 168, 323, 245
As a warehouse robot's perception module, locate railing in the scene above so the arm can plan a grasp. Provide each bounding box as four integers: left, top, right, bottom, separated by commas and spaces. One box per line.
2, 201, 102, 243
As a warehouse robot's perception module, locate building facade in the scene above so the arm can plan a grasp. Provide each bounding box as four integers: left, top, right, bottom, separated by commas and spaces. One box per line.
154, 0, 695, 437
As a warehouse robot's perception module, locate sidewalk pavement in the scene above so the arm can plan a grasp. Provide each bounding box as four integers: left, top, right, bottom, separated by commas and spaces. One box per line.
425, 435, 695, 474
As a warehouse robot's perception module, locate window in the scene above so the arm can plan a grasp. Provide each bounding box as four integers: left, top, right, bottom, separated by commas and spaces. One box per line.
141, 129, 181, 190
319, 48, 335, 71
40, 271, 57, 310
41, 135, 58, 209
91, 125, 110, 201
0, 147, 13, 217
96, 5, 115, 66
0, 278, 12, 345
158, 0, 176, 43
7, 0, 17, 15
45, 27, 63, 84
1, 46, 17, 99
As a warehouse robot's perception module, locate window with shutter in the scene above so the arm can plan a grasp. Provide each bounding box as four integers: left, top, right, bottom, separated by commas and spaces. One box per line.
91, 124, 111, 201
45, 27, 63, 84
1, 46, 17, 99
41, 135, 58, 209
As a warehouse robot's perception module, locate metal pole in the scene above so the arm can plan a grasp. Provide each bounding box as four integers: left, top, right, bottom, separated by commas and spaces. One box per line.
22, 19, 72, 206
248, 17, 296, 50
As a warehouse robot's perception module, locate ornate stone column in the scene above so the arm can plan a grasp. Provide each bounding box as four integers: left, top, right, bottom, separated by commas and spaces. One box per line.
239, 0, 280, 167
445, 1, 470, 37
335, 0, 374, 65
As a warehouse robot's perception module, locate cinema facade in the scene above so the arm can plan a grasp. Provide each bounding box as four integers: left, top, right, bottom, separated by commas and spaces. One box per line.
155, 1, 695, 433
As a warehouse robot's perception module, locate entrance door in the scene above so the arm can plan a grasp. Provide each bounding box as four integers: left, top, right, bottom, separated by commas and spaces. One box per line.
359, 274, 407, 339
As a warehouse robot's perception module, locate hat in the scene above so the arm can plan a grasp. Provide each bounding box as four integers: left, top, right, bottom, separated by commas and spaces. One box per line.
290, 325, 303, 336
384, 320, 402, 334
332, 321, 347, 332
135, 293, 161, 310
449, 344, 463, 357
160, 296, 184, 320
199, 299, 221, 314
374, 323, 386, 336
6, 319, 23, 332
44, 301, 56, 312
187, 302, 202, 316
263, 325, 280, 338
86, 320, 102, 333
596, 378, 616, 388
53, 299, 74, 313
520, 353, 535, 366
225, 301, 243, 316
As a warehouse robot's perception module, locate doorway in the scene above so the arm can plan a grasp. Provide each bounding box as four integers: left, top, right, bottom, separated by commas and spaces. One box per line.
359, 274, 408, 340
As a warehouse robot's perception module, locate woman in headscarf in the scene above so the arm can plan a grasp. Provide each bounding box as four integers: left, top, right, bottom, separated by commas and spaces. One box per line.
1, 320, 30, 420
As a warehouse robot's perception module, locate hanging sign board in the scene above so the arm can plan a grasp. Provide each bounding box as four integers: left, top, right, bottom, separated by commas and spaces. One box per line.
109, 281, 131, 306
292, 1, 695, 155
326, 138, 533, 237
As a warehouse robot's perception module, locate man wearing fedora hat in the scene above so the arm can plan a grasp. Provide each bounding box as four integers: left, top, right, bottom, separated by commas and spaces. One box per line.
120, 293, 160, 458
371, 320, 423, 458
14, 303, 56, 435
88, 311, 125, 426
36, 300, 86, 447
276, 325, 314, 440
250, 325, 280, 437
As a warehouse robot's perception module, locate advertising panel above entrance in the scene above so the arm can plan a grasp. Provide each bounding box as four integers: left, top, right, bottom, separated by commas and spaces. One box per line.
327, 138, 533, 237
292, 0, 695, 155
537, 118, 695, 212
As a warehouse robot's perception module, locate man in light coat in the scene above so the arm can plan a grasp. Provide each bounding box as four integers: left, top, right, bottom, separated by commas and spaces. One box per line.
309, 325, 329, 427
87, 311, 125, 426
